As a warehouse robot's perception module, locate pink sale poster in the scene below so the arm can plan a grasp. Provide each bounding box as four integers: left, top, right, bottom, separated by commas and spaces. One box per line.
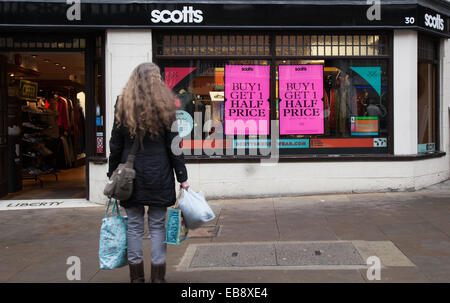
224, 65, 270, 135
279, 65, 324, 135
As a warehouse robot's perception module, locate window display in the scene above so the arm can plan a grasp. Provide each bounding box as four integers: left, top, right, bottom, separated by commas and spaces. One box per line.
157, 32, 391, 157
224, 65, 270, 135
276, 59, 389, 154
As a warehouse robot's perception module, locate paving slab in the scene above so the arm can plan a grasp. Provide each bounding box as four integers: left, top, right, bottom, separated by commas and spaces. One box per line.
328, 222, 388, 241
352, 241, 415, 267
427, 221, 450, 237
421, 271, 450, 282
277, 223, 338, 241
214, 222, 279, 242
347, 193, 391, 203
386, 240, 450, 261
408, 255, 450, 271
406, 256, 450, 282
324, 212, 373, 225
275, 242, 364, 266
359, 267, 431, 283
190, 243, 277, 268
273, 196, 331, 208
7, 249, 100, 283
274, 210, 329, 225
384, 192, 426, 202
377, 222, 447, 237
364, 210, 427, 225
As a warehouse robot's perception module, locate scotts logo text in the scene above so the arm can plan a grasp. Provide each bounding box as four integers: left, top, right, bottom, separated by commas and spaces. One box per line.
151, 6, 203, 24
425, 13, 444, 31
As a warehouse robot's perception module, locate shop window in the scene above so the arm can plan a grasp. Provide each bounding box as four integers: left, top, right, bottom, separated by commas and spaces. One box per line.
156, 32, 391, 158
275, 59, 389, 155
418, 36, 439, 154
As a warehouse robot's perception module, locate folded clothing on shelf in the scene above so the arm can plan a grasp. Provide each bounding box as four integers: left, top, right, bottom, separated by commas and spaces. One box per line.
22, 133, 43, 143
22, 105, 43, 114
22, 122, 45, 130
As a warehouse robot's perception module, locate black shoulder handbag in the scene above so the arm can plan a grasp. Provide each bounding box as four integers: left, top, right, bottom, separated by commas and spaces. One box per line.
104, 133, 141, 201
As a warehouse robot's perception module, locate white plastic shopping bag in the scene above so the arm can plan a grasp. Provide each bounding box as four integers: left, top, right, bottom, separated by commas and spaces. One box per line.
178, 188, 215, 230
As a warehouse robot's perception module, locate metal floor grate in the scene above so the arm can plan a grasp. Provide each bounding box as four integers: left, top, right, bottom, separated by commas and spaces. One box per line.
189, 241, 364, 268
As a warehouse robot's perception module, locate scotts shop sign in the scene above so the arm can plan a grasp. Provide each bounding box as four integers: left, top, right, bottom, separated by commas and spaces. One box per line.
425, 13, 445, 31
0, 1, 448, 37
150, 6, 203, 24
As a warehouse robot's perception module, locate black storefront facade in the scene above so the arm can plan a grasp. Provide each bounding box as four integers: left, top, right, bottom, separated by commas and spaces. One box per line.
0, 0, 449, 203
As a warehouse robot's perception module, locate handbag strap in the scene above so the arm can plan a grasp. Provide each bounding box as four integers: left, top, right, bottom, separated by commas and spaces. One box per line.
125, 131, 142, 167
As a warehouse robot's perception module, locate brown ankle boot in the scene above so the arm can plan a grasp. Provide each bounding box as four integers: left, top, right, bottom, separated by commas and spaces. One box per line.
151, 263, 166, 283
129, 261, 145, 283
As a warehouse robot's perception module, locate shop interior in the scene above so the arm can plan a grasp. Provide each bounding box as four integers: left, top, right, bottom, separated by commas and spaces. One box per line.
1, 51, 86, 199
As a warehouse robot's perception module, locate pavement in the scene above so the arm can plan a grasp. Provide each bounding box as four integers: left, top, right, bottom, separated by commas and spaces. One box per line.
1, 180, 450, 283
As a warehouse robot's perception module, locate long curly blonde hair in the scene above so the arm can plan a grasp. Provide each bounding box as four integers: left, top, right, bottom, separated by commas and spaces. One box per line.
115, 62, 176, 138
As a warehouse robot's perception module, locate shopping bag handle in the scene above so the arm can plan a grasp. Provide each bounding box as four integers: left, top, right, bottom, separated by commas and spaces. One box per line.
105, 198, 113, 217
105, 198, 121, 217
174, 188, 184, 209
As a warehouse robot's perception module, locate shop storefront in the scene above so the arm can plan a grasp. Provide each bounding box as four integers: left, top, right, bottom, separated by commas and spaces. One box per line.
0, 28, 105, 200
1, 0, 449, 203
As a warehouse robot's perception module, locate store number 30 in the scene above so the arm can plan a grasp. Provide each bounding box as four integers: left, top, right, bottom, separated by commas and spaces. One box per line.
405, 17, 415, 24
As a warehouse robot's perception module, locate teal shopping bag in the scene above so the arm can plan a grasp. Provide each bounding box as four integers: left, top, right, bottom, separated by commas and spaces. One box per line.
99, 199, 128, 270
165, 208, 189, 245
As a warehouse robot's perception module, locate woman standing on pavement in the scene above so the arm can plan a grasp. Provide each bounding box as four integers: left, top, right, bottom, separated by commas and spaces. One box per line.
107, 62, 189, 283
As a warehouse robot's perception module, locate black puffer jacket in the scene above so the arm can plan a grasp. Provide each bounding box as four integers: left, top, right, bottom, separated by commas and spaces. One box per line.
107, 119, 187, 208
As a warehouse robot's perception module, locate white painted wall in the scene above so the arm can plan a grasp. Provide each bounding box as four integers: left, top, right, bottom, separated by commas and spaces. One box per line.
184, 157, 449, 200
89, 29, 152, 204
393, 30, 418, 155
88, 29, 449, 204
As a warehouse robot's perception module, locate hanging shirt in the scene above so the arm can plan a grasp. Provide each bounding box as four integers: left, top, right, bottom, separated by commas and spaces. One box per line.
56, 97, 71, 131
324, 89, 336, 128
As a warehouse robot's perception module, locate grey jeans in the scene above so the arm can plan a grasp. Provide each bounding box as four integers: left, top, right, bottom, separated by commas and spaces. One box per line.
125, 205, 167, 265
